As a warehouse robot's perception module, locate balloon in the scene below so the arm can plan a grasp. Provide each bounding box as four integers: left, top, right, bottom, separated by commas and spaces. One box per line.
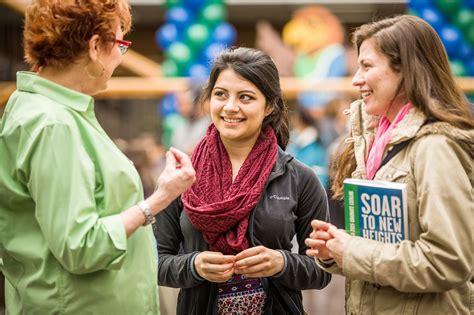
212, 22, 237, 46
419, 6, 445, 32
160, 93, 178, 115
185, 23, 210, 50
435, 0, 462, 17
449, 59, 467, 76
204, 43, 226, 64
165, 0, 182, 8
200, 4, 226, 26
453, 8, 473, 34
183, 0, 206, 10
166, 42, 192, 70
155, 23, 179, 50
465, 58, 474, 76
162, 59, 180, 77
206, 0, 224, 4
457, 41, 474, 61
440, 26, 463, 56
408, 0, 429, 12
186, 63, 210, 80
465, 23, 474, 46
166, 6, 192, 29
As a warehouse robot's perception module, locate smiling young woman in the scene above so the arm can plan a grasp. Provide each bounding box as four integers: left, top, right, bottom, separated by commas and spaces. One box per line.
306, 15, 473, 315
154, 47, 331, 315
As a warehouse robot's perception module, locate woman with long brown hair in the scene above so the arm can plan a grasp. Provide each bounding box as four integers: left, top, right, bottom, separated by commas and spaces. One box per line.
306, 15, 473, 314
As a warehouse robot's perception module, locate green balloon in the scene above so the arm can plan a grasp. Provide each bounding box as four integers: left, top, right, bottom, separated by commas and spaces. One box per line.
165, 0, 182, 8
450, 60, 466, 76
466, 23, 474, 46
455, 8, 474, 34
186, 23, 210, 50
162, 59, 179, 77
166, 42, 192, 69
206, 0, 224, 4
200, 4, 226, 26
435, 0, 462, 19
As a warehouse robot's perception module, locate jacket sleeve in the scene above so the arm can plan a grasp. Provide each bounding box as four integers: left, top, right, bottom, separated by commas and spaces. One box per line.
343, 135, 472, 292
272, 164, 332, 290
27, 124, 127, 275
154, 198, 205, 288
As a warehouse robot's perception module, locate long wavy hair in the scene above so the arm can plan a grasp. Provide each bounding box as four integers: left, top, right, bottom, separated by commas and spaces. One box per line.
332, 15, 474, 199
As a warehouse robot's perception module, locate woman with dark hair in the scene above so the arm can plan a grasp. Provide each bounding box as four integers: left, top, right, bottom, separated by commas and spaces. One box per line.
154, 47, 331, 314
306, 15, 473, 314
0, 0, 195, 313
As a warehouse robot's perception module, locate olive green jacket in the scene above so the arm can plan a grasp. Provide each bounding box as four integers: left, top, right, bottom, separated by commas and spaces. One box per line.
320, 100, 473, 315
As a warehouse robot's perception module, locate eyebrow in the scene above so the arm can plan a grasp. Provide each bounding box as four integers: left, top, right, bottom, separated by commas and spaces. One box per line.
213, 86, 257, 94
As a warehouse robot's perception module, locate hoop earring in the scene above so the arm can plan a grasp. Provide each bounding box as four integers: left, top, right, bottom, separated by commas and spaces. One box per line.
85, 59, 105, 79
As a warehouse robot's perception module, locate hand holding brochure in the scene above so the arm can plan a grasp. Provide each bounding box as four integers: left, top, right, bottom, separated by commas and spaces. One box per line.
344, 179, 408, 244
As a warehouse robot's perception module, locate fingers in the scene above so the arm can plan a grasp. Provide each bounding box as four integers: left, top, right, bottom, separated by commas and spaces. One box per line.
195, 252, 236, 283
310, 219, 333, 231
164, 150, 177, 169
169, 147, 193, 169
304, 238, 326, 249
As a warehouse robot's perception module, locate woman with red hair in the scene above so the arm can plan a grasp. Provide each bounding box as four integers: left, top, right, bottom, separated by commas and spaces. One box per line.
0, 1, 195, 313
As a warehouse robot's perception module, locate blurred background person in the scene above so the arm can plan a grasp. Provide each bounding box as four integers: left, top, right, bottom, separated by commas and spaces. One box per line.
287, 102, 328, 189
0, 1, 195, 314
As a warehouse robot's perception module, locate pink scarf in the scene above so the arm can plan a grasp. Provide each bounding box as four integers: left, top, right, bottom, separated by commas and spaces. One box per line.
366, 103, 412, 179
182, 124, 277, 254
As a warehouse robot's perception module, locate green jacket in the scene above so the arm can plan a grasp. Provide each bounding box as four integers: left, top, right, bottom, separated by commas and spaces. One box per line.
320, 100, 473, 314
0, 72, 159, 314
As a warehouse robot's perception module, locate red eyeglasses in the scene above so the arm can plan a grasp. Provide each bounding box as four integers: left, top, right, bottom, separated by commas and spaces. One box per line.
115, 39, 132, 55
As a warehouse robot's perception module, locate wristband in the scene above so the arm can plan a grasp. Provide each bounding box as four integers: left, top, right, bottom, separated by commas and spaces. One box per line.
138, 200, 156, 226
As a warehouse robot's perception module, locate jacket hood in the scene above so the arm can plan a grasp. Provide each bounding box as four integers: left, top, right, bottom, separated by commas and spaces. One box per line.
415, 121, 474, 159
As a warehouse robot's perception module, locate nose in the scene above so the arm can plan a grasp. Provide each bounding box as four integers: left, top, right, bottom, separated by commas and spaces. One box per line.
223, 97, 239, 113
352, 68, 364, 87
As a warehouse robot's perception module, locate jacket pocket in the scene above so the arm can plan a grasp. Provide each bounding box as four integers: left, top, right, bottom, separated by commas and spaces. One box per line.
378, 165, 409, 183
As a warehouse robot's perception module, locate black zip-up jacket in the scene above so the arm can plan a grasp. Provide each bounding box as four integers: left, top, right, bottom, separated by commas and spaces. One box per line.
153, 148, 331, 314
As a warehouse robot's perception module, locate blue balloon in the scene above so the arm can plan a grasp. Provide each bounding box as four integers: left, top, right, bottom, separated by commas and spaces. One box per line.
212, 22, 237, 46
419, 6, 445, 32
166, 6, 192, 29
458, 41, 474, 62
186, 63, 210, 80
155, 23, 179, 50
408, 0, 432, 12
440, 26, 463, 57
204, 43, 226, 64
183, 0, 206, 10
159, 93, 178, 116
465, 58, 474, 76
464, 0, 474, 10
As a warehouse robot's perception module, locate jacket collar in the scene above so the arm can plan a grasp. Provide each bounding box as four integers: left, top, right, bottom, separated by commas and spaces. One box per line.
348, 99, 427, 178
16, 71, 94, 112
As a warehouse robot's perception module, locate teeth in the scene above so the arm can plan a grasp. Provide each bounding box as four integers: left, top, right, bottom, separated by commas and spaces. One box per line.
361, 91, 372, 98
223, 118, 243, 123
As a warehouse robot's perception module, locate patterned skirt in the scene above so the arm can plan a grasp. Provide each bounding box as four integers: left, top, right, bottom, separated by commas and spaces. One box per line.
217, 274, 266, 315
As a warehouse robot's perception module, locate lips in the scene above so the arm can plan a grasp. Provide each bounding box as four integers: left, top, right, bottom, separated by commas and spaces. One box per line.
361, 90, 373, 98
222, 117, 245, 123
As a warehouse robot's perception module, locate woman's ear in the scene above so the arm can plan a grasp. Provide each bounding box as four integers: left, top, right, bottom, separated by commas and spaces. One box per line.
265, 104, 274, 117
88, 35, 101, 62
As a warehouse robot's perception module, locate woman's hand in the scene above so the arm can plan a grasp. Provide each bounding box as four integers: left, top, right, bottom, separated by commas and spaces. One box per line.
326, 226, 351, 269
233, 246, 284, 278
194, 251, 235, 283
305, 219, 334, 260
149, 147, 195, 215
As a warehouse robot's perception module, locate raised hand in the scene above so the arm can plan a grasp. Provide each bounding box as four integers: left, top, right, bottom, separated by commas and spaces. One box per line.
150, 147, 195, 215
305, 219, 335, 259
194, 251, 235, 283
233, 246, 284, 278
325, 226, 351, 269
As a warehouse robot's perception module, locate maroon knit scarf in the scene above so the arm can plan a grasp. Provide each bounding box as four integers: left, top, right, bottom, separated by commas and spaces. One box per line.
182, 124, 278, 255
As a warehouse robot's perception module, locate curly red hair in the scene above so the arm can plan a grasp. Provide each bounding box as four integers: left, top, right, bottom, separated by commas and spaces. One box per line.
24, 0, 132, 71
